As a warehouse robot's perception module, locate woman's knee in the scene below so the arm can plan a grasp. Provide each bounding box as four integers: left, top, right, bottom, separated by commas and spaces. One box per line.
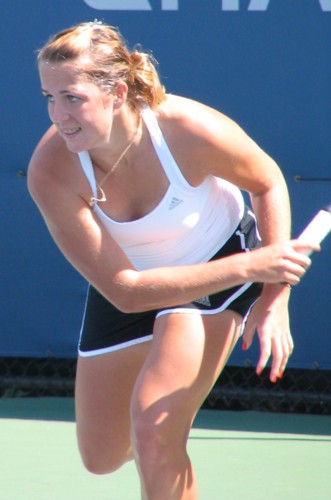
131, 402, 190, 470
132, 422, 170, 469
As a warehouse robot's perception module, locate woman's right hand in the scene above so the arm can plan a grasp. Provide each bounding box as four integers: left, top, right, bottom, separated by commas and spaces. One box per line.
247, 239, 319, 286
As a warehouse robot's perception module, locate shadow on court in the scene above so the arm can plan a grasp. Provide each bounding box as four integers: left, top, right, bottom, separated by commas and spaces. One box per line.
0, 397, 75, 422
193, 407, 331, 437
1, 397, 330, 436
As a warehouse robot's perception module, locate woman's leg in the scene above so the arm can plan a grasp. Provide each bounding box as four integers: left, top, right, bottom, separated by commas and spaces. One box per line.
131, 310, 242, 500
75, 341, 150, 474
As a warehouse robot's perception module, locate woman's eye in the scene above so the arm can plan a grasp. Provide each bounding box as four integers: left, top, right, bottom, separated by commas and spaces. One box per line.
42, 93, 80, 104
67, 95, 80, 103
44, 94, 55, 103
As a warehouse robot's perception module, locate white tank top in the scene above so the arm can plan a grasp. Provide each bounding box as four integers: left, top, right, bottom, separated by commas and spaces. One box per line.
78, 107, 244, 270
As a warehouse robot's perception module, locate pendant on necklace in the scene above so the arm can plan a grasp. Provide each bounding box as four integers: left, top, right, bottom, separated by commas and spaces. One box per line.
89, 187, 107, 207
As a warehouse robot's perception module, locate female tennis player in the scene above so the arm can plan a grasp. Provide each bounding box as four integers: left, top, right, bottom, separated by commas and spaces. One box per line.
28, 21, 315, 500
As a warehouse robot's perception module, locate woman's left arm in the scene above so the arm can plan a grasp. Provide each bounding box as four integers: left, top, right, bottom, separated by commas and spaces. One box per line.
245, 164, 294, 383
180, 101, 295, 382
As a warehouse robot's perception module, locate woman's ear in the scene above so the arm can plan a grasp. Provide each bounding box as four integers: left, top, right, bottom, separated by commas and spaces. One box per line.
113, 81, 128, 110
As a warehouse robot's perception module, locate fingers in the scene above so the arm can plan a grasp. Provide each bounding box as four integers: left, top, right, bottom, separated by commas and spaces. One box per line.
256, 331, 294, 383
279, 245, 313, 285
249, 242, 313, 286
277, 332, 294, 377
241, 317, 257, 351
255, 336, 271, 378
291, 239, 321, 255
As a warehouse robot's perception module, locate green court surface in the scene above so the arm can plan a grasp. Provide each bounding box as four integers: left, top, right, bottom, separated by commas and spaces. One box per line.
0, 398, 330, 500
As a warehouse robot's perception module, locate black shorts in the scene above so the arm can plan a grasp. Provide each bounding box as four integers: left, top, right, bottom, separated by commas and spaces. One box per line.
79, 206, 262, 357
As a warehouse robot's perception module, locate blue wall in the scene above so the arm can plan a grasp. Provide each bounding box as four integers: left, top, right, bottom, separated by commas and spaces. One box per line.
1, 0, 330, 368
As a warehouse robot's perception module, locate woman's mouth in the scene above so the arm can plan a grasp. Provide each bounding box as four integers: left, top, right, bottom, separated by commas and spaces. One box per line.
61, 127, 81, 137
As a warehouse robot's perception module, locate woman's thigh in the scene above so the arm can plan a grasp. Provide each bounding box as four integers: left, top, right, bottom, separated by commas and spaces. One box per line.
75, 340, 150, 473
131, 310, 242, 446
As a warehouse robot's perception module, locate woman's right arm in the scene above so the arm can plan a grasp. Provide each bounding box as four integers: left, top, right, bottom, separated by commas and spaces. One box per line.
28, 129, 313, 314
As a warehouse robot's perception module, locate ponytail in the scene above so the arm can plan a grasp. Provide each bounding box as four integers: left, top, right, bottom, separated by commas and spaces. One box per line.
128, 49, 166, 109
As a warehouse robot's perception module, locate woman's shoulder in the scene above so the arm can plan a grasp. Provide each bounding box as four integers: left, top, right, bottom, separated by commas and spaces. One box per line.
29, 125, 73, 171
154, 94, 240, 156
27, 125, 80, 202
156, 94, 234, 137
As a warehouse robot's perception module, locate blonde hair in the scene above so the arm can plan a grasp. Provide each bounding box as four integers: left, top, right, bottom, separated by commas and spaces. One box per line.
38, 21, 166, 111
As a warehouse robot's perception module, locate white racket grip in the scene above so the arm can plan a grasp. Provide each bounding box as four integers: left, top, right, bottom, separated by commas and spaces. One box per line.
297, 205, 331, 256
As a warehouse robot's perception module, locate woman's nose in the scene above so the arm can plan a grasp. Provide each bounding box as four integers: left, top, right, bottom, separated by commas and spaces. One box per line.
49, 101, 70, 123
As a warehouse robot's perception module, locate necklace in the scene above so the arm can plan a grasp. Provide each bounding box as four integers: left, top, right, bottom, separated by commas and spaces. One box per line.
89, 124, 140, 207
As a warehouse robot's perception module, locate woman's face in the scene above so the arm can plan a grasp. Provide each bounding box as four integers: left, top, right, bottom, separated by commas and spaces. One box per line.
39, 60, 115, 153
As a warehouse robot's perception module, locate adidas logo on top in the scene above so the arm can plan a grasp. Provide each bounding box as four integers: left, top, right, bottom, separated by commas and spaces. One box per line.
169, 197, 183, 210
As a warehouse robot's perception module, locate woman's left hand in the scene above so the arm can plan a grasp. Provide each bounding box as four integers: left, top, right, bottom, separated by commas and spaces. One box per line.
241, 284, 294, 383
